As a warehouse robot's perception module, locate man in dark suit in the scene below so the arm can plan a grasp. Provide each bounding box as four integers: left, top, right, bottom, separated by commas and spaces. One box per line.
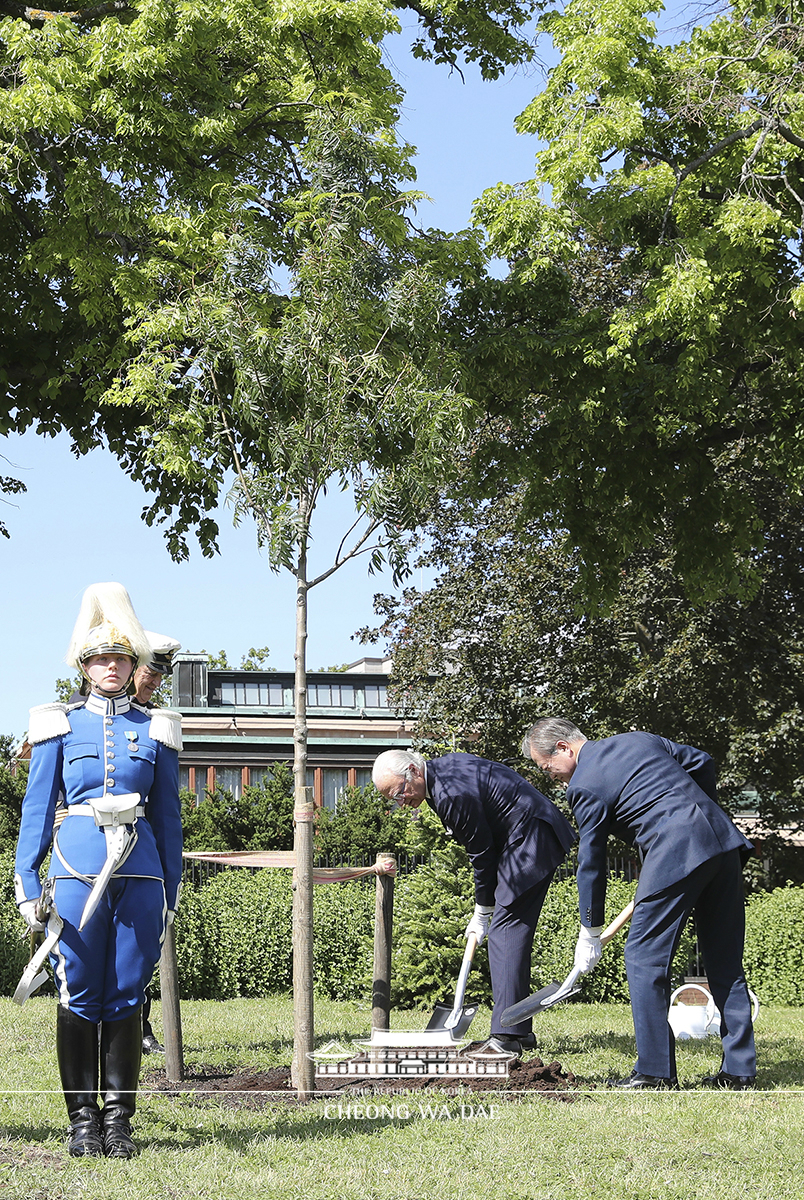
372, 749, 576, 1054
523, 717, 756, 1089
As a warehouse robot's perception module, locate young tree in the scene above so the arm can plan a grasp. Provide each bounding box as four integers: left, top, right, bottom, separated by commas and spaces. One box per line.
467, 0, 804, 602
119, 116, 472, 1088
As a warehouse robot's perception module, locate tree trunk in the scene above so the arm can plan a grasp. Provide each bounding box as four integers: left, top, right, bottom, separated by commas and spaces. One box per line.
291, 505, 316, 1094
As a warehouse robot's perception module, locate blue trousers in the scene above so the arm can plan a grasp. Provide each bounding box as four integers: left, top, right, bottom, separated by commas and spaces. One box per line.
50, 874, 166, 1023
488, 873, 554, 1037
625, 849, 756, 1079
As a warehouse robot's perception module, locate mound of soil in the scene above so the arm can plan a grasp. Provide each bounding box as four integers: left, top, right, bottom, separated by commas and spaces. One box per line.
143, 1048, 581, 1108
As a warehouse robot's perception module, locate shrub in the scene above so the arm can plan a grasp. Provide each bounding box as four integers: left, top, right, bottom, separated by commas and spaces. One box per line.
314, 784, 411, 864
744, 883, 804, 1005
181, 765, 295, 852
0, 848, 51, 996
311, 879, 375, 1001
166, 867, 373, 1001
390, 843, 491, 1010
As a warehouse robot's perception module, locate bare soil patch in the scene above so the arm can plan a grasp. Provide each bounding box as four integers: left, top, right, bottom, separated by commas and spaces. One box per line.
143, 1046, 581, 1108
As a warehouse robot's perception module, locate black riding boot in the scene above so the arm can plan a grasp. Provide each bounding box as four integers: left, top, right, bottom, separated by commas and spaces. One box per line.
100, 1008, 142, 1158
56, 1006, 103, 1157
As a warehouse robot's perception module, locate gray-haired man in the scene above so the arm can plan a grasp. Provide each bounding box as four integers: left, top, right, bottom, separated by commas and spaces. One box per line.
373, 749, 576, 1054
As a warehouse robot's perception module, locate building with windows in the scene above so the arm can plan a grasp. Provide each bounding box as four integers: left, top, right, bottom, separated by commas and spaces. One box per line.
172, 654, 414, 808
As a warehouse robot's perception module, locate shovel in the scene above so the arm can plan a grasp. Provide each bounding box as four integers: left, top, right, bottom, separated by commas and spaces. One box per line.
423, 931, 480, 1039
501, 900, 635, 1028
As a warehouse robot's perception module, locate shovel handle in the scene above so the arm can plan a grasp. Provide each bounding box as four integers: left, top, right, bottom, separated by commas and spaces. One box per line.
452, 932, 478, 1013
443, 933, 478, 1028
600, 900, 635, 946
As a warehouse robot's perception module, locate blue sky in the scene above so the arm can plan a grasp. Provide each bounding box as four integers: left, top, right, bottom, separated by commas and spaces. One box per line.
0, 24, 546, 738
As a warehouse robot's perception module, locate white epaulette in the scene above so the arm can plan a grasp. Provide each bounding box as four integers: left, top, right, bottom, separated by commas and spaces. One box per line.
148, 708, 183, 751
27, 702, 72, 745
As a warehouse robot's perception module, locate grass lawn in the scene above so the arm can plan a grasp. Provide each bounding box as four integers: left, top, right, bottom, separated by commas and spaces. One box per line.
1, 995, 802, 1200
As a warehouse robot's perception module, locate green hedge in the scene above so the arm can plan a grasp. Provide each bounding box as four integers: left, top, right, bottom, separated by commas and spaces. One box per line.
744, 883, 804, 1005
0, 849, 33, 996
389, 870, 804, 1011
3, 851, 803, 1009
165, 868, 375, 1002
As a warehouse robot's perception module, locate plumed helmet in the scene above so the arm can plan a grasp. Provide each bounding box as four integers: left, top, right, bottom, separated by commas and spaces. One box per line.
66, 583, 152, 670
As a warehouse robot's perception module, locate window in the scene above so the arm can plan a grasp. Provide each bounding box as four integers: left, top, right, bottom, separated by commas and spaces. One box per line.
218, 681, 285, 706
307, 684, 355, 707
180, 767, 207, 803
354, 768, 372, 789
364, 684, 389, 708
321, 768, 349, 810
214, 767, 242, 799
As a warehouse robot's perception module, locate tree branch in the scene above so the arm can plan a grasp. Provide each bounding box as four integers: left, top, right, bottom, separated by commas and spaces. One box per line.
661, 118, 765, 238
308, 516, 384, 589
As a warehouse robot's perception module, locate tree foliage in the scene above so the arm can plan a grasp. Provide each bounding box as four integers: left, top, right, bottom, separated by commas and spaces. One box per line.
1, 0, 515, 551
466, 0, 804, 601
362, 476, 804, 876
200, 647, 275, 671
0, 736, 25, 851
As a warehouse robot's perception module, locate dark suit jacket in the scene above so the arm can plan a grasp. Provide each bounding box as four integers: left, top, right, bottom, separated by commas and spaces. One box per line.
567, 732, 753, 926
425, 753, 576, 907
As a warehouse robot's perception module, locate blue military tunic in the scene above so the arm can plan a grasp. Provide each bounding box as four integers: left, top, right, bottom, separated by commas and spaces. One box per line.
14, 692, 183, 1022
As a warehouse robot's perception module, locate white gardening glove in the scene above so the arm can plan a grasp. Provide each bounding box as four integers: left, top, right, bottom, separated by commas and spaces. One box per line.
465, 903, 495, 946
19, 899, 46, 933
166, 911, 176, 926
574, 924, 604, 973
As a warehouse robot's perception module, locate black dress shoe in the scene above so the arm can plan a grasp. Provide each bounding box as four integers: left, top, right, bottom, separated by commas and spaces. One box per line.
701, 1071, 755, 1090
487, 1033, 536, 1055
142, 1032, 165, 1055
67, 1116, 104, 1158
608, 1070, 679, 1090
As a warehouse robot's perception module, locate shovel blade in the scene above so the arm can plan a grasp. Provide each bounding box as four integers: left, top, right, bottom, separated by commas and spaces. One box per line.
500, 981, 581, 1027
425, 1000, 479, 1038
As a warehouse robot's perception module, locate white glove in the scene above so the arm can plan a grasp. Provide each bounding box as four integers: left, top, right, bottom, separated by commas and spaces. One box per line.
19, 899, 45, 933
166, 911, 176, 927
574, 925, 604, 973
465, 904, 495, 946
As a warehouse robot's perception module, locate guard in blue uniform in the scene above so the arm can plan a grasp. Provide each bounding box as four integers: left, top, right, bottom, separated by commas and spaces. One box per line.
372, 749, 576, 1054
524, 717, 756, 1090
15, 583, 183, 1157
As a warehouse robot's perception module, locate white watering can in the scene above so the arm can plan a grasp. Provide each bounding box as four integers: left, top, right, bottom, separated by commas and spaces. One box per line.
667, 983, 760, 1040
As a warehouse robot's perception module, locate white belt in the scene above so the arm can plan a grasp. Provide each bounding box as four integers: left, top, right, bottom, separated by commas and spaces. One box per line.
68, 803, 146, 821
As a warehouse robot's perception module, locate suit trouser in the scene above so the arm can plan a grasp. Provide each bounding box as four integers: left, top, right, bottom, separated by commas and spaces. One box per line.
625, 848, 756, 1079
487, 873, 554, 1037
